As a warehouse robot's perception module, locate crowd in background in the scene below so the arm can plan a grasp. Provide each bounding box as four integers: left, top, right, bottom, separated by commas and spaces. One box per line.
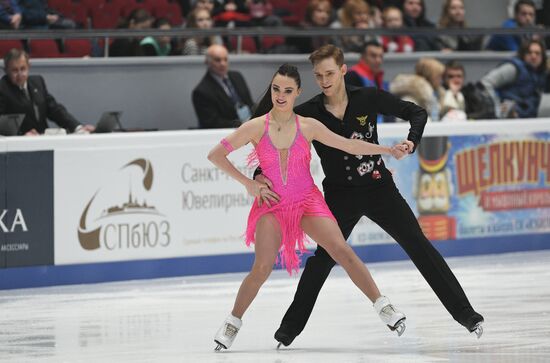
1, 0, 549, 56
1, 0, 550, 135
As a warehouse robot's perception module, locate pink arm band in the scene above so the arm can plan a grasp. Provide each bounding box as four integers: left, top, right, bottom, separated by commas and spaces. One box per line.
220, 138, 234, 152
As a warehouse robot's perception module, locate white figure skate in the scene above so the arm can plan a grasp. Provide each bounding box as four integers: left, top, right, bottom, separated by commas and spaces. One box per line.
214, 314, 242, 351
374, 295, 406, 336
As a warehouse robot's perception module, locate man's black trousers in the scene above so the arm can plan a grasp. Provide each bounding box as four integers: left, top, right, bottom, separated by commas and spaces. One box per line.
281, 180, 477, 334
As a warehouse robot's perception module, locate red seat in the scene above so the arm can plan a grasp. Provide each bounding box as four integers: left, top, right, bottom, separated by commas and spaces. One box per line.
270, 0, 307, 25
48, 0, 71, 12
72, 0, 106, 15
0, 40, 24, 57
90, 3, 122, 28
29, 39, 63, 58
262, 35, 284, 51
152, 2, 183, 25
64, 39, 93, 57
229, 36, 257, 54
59, 4, 90, 28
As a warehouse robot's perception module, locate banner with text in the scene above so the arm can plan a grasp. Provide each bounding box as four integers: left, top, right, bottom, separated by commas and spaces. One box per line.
54, 132, 550, 265
348, 132, 550, 246
0, 151, 54, 268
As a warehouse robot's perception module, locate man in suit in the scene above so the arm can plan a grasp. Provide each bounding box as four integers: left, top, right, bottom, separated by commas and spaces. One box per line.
192, 44, 254, 129
0, 48, 94, 135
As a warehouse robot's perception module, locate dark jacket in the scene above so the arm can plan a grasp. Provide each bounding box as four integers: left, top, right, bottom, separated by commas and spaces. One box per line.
0, 74, 80, 134
192, 70, 253, 129
498, 57, 547, 118
0, 0, 20, 26
295, 86, 427, 190
19, 0, 50, 26
403, 15, 440, 51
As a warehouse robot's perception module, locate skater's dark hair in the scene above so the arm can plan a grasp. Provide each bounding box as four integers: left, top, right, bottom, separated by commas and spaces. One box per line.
252, 64, 301, 118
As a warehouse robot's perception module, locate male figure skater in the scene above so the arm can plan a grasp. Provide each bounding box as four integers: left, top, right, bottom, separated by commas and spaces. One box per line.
256, 45, 484, 347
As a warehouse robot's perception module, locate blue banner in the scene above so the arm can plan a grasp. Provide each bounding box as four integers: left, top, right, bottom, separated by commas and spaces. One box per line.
384, 133, 550, 241
1, 151, 54, 268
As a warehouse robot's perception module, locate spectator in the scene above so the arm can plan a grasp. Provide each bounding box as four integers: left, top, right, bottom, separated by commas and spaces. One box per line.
331, 0, 372, 53
141, 18, 175, 56
191, 0, 215, 13
437, 0, 482, 51
247, 0, 284, 52
441, 60, 467, 120
285, 0, 333, 53
487, 0, 538, 51
180, 7, 223, 55
0, 0, 22, 29
379, 6, 414, 53
345, 41, 395, 123
0, 49, 94, 135
390, 57, 445, 121
247, 0, 282, 28
192, 44, 254, 128
402, 0, 440, 51
211, 0, 250, 27
109, 8, 154, 57
481, 39, 547, 118
345, 40, 386, 89
18, 0, 75, 29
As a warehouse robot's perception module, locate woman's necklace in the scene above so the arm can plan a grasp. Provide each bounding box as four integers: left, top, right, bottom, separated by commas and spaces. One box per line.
271, 112, 294, 132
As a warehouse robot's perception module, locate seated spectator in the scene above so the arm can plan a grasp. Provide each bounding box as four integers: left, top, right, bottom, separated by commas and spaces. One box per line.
285, 0, 333, 54
191, 0, 215, 13
379, 6, 414, 53
141, 18, 175, 56
437, 0, 482, 51
0, 49, 94, 135
331, 0, 372, 53
0, 0, 22, 29
441, 60, 467, 121
402, 0, 440, 51
390, 57, 445, 121
18, 0, 75, 29
192, 45, 254, 128
481, 39, 547, 118
211, 0, 250, 27
487, 0, 538, 51
109, 8, 154, 57
345, 40, 394, 123
345, 40, 386, 89
247, 0, 283, 28
180, 8, 223, 55
247, 0, 284, 52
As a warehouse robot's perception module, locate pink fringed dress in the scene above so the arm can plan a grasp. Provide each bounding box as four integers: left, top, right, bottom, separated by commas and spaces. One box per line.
245, 113, 335, 274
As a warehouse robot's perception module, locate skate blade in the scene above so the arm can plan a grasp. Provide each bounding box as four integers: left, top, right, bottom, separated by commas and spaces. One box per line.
276, 342, 282, 349
214, 340, 227, 351
388, 318, 406, 337
470, 323, 483, 339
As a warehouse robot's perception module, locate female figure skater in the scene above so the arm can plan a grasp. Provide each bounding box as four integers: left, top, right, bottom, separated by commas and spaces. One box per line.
207, 64, 408, 351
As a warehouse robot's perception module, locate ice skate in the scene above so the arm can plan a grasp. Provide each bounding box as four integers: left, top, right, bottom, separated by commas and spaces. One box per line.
464, 312, 484, 339
374, 295, 406, 336
274, 323, 298, 349
214, 314, 242, 351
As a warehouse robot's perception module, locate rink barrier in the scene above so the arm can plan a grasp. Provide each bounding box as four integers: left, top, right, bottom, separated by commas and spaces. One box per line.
1, 120, 550, 289
1, 233, 549, 290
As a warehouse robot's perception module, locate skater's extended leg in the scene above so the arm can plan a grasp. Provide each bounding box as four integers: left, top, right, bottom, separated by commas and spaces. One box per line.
301, 215, 406, 335
276, 191, 362, 346
215, 214, 281, 351
232, 213, 281, 318
367, 183, 483, 333
301, 215, 381, 301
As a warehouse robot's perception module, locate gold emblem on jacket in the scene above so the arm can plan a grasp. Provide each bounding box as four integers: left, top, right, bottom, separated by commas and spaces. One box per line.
356, 115, 368, 126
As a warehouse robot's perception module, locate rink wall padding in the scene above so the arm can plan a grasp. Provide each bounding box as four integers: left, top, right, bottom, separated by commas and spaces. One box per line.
1, 233, 550, 290
1, 121, 550, 289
